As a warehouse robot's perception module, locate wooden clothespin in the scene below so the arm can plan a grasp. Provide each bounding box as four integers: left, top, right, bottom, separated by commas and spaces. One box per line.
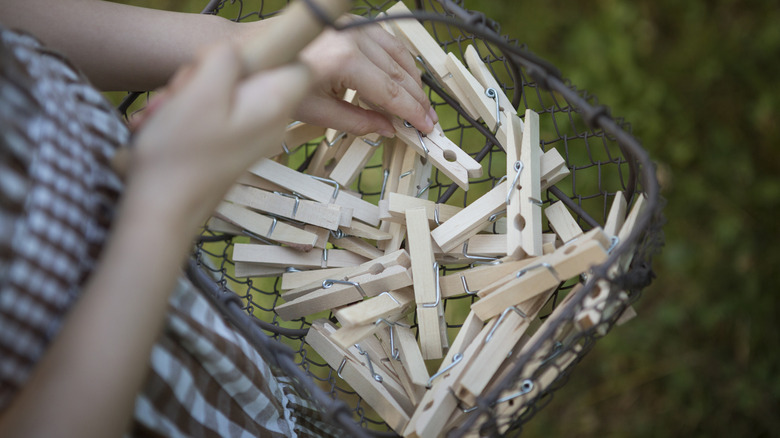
403, 312, 498, 438
375, 323, 427, 405
334, 288, 415, 328
224, 184, 351, 231
330, 232, 385, 260
215, 202, 318, 250
379, 192, 462, 226
451, 301, 538, 406
576, 193, 645, 331
248, 157, 380, 226
545, 200, 584, 244
383, 144, 433, 253
206, 216, 243, 235
405, 207, 447, 359
282, 249, 410, 299
445, 50, 517, 148
280, 266, 353, 290
393, 119, 482, 191
439, 257, 537, 299
508, 110, 543, 257
337, 220, 392, 241
328, 132, 384, 187
274, 263, 413, 320
470, 227, 611, 320
431, 180, 507, 253
463, 45, 515, 139
306, 320, 410, 433
232, 243, 368, 269
233, 264, 289, 278
330, 311, 408, 350
431, 147, 569, 254
384, 2, 483, 121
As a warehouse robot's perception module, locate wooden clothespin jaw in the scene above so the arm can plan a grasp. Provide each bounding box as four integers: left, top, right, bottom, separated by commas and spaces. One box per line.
392, 118, 482, 191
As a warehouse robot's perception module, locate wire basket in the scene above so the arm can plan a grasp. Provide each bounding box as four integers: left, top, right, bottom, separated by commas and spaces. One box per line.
120, 1, 664, 436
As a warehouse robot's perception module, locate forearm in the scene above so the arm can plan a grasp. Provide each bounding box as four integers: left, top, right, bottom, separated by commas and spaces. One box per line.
0, 179, 197, 438
0, 0, 255, 90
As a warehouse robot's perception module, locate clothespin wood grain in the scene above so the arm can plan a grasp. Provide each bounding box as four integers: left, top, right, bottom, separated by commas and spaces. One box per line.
274, 264, 413, 320
515, 110, 543, 257
306, 320, 410, 433
215, 202, 317, 250
471, 228, 610, 320
232, 243, 369, 269
329, 133, 384, 187
282, 249, 410, 299
376, 325, 427, 405
233, 263, 289, 278
338, 221, 392, 241
545, 200, 584, 244
431, 147, 569, 253
431, 180, 507, 253
334, 287, 415, 328
225, 184, 350, 230
330, 234, 385, 260
330, 311, 407, 349
445, 52, 511, 143
384, 2, 482, 121
393, 119, 482, 191
406, 207, 446, 359
404, 316, 498, 438
384, 146, 433, 253
463, 45, 515, 117
249, 158, 380, 226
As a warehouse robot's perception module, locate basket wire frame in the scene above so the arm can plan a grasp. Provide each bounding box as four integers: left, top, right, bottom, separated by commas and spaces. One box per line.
117, 1, 664, 436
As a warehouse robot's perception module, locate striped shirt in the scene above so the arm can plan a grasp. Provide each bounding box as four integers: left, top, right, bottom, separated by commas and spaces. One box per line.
0, 25, 336, 437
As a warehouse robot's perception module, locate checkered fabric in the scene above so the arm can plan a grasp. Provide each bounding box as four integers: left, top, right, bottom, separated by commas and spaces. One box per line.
0, 25, 334, 437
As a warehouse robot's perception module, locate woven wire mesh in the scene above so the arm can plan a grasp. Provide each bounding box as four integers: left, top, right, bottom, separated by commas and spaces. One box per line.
118, 1, 664, 436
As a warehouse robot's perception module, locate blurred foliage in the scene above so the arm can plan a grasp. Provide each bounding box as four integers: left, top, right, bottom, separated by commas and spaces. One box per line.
108, 0, 780, 435
466, 0, 780, 436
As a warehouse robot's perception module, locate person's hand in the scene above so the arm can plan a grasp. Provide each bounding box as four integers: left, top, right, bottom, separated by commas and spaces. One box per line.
127, 42, 312, 232
297, 16, 437, 136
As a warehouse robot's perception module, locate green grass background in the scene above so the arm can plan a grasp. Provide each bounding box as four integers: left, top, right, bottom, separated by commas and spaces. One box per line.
107, 0, 780, 436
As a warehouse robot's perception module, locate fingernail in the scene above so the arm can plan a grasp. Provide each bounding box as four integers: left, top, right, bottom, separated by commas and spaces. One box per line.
378, 128, 396, 138
428, 106, 439, 124
424, 114, 435, 133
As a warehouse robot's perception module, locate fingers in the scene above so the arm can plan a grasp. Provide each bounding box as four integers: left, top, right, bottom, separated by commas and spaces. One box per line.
293, 92, 396, 137
338, 48, 434, 133
354, 27, 437, 129
178, 43, 243, 116
232, 61, 312, 129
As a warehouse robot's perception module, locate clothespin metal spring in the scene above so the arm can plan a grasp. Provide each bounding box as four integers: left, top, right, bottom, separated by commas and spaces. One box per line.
322, 279, 367, 298
426, 353, 463, 388
421, 261, 441, 308
485, 306, 528, 343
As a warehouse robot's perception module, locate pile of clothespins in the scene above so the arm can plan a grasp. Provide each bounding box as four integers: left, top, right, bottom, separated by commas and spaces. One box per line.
207, 3, 646, 436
